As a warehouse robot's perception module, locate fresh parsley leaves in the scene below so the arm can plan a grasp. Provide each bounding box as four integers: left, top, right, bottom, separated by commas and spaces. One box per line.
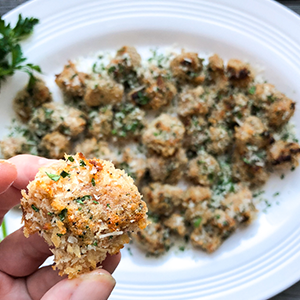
0, 14, 41, 87
45, 172, 61, 182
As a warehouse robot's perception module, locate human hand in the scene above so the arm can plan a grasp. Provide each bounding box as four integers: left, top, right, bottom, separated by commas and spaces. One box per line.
0, 155, 121, 300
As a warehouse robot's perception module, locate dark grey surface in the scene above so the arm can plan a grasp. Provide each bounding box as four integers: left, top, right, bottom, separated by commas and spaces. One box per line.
1, 0, 300, 299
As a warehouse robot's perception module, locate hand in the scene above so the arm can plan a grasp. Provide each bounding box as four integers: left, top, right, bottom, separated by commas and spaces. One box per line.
0, 155, 121, 300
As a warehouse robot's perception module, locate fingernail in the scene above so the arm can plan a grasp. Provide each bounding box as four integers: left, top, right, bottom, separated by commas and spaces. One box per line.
70, 271, 116, 300
80, 271, 116, 285
38, 158, 57, 167
0, 160, 18, 194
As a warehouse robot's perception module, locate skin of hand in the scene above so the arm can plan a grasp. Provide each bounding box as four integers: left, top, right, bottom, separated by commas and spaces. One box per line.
0, 155, 121, 300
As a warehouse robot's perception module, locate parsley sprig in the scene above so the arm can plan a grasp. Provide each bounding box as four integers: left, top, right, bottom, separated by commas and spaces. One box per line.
0, 218, 7, 241
0, 14, 41, 87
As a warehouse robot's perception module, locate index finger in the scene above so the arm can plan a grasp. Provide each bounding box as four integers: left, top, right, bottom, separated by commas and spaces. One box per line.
0, 160, 17, 194
0, 155, 55, 222
9, 155, 56, 190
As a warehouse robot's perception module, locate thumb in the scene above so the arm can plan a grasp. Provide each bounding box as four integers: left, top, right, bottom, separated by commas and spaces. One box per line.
0, 160, 17, 194
8, 154, 56, 190
41, 269, 116, 300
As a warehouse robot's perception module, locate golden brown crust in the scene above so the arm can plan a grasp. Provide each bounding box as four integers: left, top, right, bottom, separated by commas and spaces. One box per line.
21, 153, 148, 278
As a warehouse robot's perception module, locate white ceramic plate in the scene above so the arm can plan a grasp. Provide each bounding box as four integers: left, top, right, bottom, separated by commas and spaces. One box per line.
2, 0, 300, 299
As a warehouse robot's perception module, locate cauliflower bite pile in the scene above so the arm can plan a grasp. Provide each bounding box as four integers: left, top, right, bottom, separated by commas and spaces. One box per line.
2, 46, 300, 257
21, 153, 148, 278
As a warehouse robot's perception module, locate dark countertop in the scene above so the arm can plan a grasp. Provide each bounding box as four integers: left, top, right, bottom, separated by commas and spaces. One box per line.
1, 0, 300, 299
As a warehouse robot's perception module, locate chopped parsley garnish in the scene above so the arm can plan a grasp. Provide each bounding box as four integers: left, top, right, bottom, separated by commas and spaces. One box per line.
70, 73, 78, 80
0, 219, 7, 241
107, 65, 116, 74
273, 192, 280, 197
193, 217, 202, 228
280, 174, 285, 180
56, 233, 63, 237
60, 170, 70, 178
91, 178, 96, 186
242, 157, 251, 165
79, 159, 86, 167
131, 90, 150, 106
31, 204, 39, 212
127, 247, 133, 256
107, 203, 111, 208
58, 208, 67, 221
92, 241, 98, 246
67, 156, 74, 162
248, 86, 256, 95
75, 195, 92, 204
76, 199, 85, 205
93, 200, 99, 204
0, 15, 41, 87
153, 130, 163, 137
253, 190, 265, 198
45, 172, 61, 182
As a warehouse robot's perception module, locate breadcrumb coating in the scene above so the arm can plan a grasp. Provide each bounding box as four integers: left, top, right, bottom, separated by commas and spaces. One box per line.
21, 153, 148, 278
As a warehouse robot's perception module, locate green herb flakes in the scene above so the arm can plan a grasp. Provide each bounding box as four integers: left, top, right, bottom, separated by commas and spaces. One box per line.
60, 170, 70, 178
79, 159, 86, 167
75, 195, 91, 205
248, 86, 256, 95
31, 204, 39, 212
193, 217, 202, 228
91, 178, 96, 186
45, 172, 61, 182
58, 208, 67, 221
76, 199, 85, 205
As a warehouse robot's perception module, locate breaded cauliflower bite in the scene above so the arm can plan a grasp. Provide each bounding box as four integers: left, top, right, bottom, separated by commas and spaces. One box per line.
108, 46, 141, 87
39, 131, 71, 159
55, 61, 89, 99
74, 138, 115, 162
142, 113, 185, 157
28, 103, 86, 138
226, 59, 253, 88
84, 77, 124, 107
142, 183, 184, 216
133, 221, 171, 256
111, 104, 145, 140
128, 75, 177, 110
267, 140, 300, 170
207, 54, 228, 90
13, 78, 52, 121
147, 148, 188, 184
187, 151, 220, 186
87, 106, 113, 139
177, 86, 210, 118
234, 116, 270, 153
252, 83, 295, 127
21, 153, 148, 278
0, 136, 34, 159
170, 51, 204, 84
